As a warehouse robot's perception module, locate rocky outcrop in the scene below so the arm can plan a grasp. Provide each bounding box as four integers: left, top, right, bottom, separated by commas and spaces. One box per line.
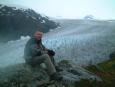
0, 60, 101, 87
0, 4, 58, 42
109, 51, 115, 59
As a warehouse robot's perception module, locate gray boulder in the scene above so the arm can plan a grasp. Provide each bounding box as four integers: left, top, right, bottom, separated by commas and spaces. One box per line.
0, 60, 101, 87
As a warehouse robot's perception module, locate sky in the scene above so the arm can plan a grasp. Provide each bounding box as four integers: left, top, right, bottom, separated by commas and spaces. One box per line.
0, 0, 115, 19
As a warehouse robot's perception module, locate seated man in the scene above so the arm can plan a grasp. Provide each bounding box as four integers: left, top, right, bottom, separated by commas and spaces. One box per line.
24, 31, 62, 81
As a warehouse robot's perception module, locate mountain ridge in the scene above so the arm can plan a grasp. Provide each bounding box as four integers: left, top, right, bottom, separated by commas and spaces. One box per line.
0, 4, 58, 42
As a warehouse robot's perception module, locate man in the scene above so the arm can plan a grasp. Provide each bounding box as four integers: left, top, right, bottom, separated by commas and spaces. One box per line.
24, 31, 62, 81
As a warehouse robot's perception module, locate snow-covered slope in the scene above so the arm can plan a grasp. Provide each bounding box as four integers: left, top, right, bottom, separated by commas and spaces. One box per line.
0, 19, 115, 68
0, 36, 29, 68
44, 19, 115, 65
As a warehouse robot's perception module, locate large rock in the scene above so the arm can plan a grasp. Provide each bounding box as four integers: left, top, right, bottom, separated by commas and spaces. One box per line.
0, 60, 101, 87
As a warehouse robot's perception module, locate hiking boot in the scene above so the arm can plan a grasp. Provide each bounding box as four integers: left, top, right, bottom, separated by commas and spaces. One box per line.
50, 72, 63, 81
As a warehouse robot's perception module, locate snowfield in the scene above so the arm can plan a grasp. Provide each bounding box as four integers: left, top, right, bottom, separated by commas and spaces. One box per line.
0, 19, 115, 68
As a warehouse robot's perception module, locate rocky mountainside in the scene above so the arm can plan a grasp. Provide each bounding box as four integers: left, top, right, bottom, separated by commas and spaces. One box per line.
0, 60, 101, 87
0, 4, 58, 42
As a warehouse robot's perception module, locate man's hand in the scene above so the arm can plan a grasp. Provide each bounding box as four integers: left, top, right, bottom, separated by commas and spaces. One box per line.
47, 50, 55, 56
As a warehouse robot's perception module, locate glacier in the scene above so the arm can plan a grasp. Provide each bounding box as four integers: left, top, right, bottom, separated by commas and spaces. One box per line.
0, 19, 115, 68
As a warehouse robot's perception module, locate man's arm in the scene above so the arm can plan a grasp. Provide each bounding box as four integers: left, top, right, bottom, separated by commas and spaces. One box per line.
41, 44, 55, 56
30, 44, 42, 56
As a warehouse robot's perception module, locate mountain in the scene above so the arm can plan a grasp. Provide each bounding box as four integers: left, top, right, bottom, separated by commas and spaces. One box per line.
0, 4, 58, 42
84, 15, 94, 20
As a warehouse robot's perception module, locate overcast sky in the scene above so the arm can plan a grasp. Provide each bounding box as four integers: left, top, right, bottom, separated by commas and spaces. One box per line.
0, 0, 115, 19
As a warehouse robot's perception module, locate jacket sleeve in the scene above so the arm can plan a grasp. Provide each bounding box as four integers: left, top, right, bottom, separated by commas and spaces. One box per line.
30, 44, 42, 56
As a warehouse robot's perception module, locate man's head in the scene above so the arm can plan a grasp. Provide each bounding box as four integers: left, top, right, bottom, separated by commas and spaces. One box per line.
34, 31, 43, 40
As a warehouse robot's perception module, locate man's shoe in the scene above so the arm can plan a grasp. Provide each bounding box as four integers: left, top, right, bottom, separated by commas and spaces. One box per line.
50, 72, 63, 81
55, 66, 63, 72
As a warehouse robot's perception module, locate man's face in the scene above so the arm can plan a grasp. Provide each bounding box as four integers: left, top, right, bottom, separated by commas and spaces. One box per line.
35, 35, 42, 40
34, 31, 43, 40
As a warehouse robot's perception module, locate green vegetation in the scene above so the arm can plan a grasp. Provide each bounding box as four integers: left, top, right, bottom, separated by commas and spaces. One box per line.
75, 58, 115, 87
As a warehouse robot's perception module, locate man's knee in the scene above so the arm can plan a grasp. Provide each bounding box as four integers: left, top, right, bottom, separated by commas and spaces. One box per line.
41, 54, 50, 59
